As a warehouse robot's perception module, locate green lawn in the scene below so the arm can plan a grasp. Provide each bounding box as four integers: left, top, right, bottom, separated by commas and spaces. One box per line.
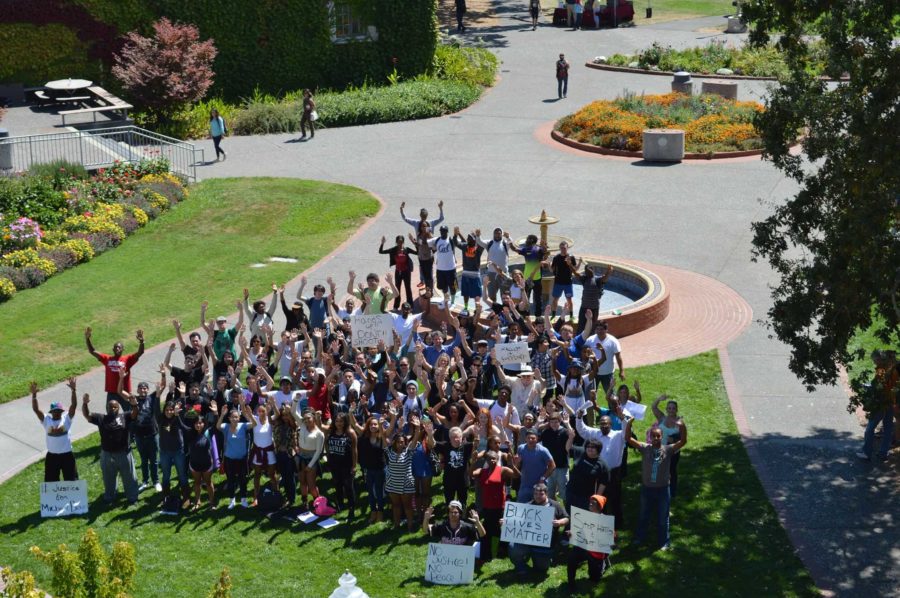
542, 0, 735, 21
0, 178, 380, 403
0, 352, 817, 597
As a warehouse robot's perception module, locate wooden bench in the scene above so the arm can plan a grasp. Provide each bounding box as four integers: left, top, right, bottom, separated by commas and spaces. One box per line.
59, 86, 132, 125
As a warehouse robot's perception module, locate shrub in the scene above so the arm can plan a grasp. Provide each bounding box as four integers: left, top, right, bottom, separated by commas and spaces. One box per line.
0, 23, 96, 86
430, 44, 499, 87
113, 18, 217, 114
208, 567, 232, 598
0, 277, 15, 302
28, 160, 89, 188
3, 217, 43, 250
62, 214, 126, 242
136, 98, 239, 140
40, 245, 78, 272
0, 176, 68, 229
82, 231, 122, 254
31, 528, 136, 598
59, 238, 95, 263
0, 248, 57, 277
19, 266, 48, 288
0, 266, 30, 291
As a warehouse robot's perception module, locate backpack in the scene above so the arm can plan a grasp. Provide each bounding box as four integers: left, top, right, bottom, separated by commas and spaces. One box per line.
160, 494, 181, 516
487, 239, 509, 255
258, 487, 284, 513
312, 496, 336, 517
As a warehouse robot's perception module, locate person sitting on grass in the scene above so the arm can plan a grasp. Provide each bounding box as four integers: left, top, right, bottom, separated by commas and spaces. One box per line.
506, 482, 569, 575
422, 500, 485, 546
31, 377, 79, 482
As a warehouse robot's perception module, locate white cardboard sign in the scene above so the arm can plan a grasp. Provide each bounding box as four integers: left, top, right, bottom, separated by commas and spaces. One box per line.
570, 506, 615, 552
624, 400, 647, 420
494, 342, 530, 366
500, 501, 554, 547
40, 480, 88, 517
350, 314, 394, 348
424, 542, 475, 585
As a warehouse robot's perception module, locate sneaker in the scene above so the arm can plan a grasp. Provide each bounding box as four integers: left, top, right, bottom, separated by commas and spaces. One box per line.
240, 498, 249, 508
221, 151, 227, 161
856, 451, 871, 461
138, 482, 150, 492
660, 543, 671, 551
154, 483, 162, 492
228, 498, 237, 510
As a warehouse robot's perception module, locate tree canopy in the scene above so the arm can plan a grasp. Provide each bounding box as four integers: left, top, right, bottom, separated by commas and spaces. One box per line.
744, 0, 900, 392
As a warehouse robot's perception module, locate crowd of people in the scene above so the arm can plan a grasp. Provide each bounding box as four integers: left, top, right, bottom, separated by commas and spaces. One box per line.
31, 202, 688, 587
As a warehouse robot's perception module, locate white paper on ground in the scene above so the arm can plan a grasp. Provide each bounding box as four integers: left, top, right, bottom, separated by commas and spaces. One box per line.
297, 511, 318, 523
317, 517, 340, 529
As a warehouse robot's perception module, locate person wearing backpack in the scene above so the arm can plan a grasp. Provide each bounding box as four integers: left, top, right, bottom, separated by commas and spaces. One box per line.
556, 53, 570, 100
209, 109, 227, 161
477, 227, 509, 303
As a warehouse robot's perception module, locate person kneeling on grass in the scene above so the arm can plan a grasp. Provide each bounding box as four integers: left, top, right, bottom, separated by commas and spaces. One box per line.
506, 482, 569, 575
567, 494, 612, 589
422, 500, 485, 546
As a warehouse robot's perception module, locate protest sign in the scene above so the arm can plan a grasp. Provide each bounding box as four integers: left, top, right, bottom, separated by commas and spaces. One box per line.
500, 501, 554, 547
624, 400, 647, 420
569, 506, 615, 552
494, 342, 530, 366
351, 314, 394, 348
40, 480, 88, 517
424, 543, 475, 585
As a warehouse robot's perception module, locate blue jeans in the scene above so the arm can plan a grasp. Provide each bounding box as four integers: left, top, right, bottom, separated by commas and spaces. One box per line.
557, 77, 568, 98
134, 434, 159, 485
365, 467, 386, 511
159, 449, 188, 491
637, 485, 670, 548
546, 467, 568, 503
509, 542, 553, 572
863, 408, 894, 459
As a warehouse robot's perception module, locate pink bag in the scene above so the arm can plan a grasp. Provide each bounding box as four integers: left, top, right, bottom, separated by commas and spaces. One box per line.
312, 496, 336, 517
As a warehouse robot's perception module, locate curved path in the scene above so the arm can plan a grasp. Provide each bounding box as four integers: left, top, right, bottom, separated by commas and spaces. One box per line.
0, 6, 893, 596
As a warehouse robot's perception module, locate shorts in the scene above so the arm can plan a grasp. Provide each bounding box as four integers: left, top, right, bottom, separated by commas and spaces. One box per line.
298, 454, 317, 472
251, 445, 276, 466
552, 283, 574, 299
190, 462, 214, 474
436, 269, 457, 292
460, 274, 482, 298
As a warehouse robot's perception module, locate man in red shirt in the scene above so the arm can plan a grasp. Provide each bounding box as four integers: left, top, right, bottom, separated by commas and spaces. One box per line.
85, 327, 145, 407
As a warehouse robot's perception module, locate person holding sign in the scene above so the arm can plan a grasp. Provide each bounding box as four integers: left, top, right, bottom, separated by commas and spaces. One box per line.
423, 500, 484, 545
82, 392, 139, 506
566, 494, 612, 588
506, 482, 569, 575
32, 378, 79, 482
625, 415, 687, 550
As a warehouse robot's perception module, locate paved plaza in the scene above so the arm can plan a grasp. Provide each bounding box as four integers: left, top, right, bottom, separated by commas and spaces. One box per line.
1, 6, 895, 596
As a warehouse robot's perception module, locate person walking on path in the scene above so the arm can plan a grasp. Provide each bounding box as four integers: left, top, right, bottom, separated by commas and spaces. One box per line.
556, 54, 570, 99
529, 0, 541, 30
300, 89, 317, 141
455, 0, 468, 32
858, 350, 898, 462
32, 378, 79, 482
209, 109, 226, 161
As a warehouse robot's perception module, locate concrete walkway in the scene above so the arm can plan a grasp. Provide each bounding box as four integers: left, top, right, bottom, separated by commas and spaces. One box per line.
0, 6, 895, 596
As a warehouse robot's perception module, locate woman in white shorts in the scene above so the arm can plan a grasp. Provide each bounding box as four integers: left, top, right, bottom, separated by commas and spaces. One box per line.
250, 403, 278, 506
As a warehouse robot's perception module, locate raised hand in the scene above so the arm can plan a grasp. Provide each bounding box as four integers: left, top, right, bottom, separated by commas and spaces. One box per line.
243, 288, 250, 300
84, 326, 92, 339
438, 200, 444, 210
30, 381, 39, 395
66, 377, 76, 390
173, 319, 181, 330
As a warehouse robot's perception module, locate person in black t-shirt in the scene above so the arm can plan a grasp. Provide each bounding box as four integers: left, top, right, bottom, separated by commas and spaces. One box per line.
550, 242, 580, 318
422, 500, 485, 545
539, 411, 575, 503
435, 427, 475, 509
83, 393, 139, 505
566, 439, 609, 513
117, 369, 163, 492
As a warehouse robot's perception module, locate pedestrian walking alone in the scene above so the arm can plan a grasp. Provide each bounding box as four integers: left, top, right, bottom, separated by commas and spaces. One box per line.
556, 54, 570, 99
455, 0, 468, 32
300, 89, 317, 141
209, 109, 226, 161
529, 0, 541, 30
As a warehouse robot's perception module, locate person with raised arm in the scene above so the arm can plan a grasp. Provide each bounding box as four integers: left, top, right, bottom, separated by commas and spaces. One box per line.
575, 408, 627, 528
321, 412, 358, 518
200, 299, 243, 361
379, 234, 418, 309
472, 449, 519, 561
242, 284, 278, 339
85, 326, 144, 405
400, 199, 445, 232
32, 378, 79, 482
117, 366, 165, 493
294, 407, 325, 511
583, 319, 624, 393
216, 393, 255, 509
82, 387, 139, 506
422, 500, 485, 546
650, 393, 687, 499
173, 318, 206, 359
357, 415, 389, 522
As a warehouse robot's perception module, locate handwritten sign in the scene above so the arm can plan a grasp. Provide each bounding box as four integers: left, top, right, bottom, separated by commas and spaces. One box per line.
350, 314, 394, 348
500, 501, 554, 547
570, 506, 615, 552
624, 400, 647, 420
40, 480, 88, 517
494, 342, 530, 366
425, 543, 475, 585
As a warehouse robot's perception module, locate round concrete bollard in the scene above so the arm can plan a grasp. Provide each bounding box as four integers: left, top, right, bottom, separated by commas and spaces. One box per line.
726, 16, 747, 33
0, 128, 12, 171
642, 129, 685, 162
671, 71, 693, 95
701, 80, 739, 100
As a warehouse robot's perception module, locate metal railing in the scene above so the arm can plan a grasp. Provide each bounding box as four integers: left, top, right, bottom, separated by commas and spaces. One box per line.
0, 126, 204, 181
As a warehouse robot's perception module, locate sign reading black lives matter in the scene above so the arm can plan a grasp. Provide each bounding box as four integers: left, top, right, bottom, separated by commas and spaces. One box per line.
500, 502, 554, 547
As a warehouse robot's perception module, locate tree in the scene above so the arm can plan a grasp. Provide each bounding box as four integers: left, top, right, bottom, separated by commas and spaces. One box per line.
112, 18, 217, 114
744, 1, 900, 395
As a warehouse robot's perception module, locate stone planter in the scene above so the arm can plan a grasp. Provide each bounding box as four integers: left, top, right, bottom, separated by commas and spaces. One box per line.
701, 80, 739, 99
642, 129, 684, 162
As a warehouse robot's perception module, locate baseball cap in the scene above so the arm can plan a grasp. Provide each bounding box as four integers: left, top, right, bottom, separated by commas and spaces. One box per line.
280, 376, 292, 384
49, 402, 64, 412
448, 500, 463, 512
216, 316, 227, 323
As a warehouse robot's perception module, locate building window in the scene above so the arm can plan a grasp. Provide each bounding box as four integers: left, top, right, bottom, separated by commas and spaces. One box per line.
328, 2, 375, 42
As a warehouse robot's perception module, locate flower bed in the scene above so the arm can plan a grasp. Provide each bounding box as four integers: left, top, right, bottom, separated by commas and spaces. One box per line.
0, 159, 187, 301
554, 92, 764, 154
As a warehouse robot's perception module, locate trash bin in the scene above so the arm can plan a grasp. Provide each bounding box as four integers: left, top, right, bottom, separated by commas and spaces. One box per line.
0, 129, 12, 171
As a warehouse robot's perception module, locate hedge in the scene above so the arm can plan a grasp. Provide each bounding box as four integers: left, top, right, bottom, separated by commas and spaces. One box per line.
0, 22, 97, 86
